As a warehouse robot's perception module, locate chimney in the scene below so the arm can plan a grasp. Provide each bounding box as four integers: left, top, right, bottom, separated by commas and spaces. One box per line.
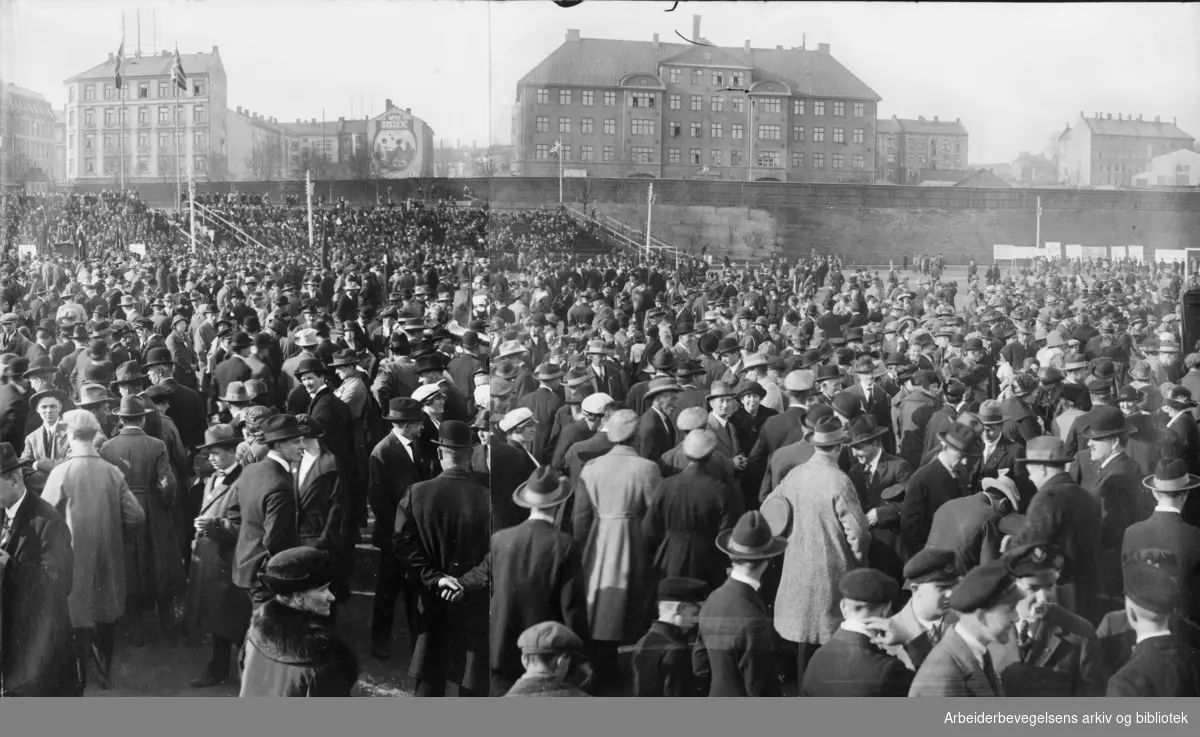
566, 29, 580, 43
212, 46, 218, 54
385, 99, 393, 110
918, 116, 925, 121
237, 106, 243, 115
1117, 114, 1122, 120
406, 108, 411, 114
776, 45, 783, 50
818, 43, 830, 54
693, 14, 701, 42
295, 119, 300, 124
1138, 114, 1143, 121
653, 33, 659, 50
933, 116, 939, 123
745, 39, 751, 54
1107, 113, 1112, 120
108, 52, 114, 62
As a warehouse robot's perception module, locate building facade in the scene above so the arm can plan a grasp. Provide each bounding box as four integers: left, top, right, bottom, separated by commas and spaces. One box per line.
874, 115, 968, 184
512, 20, 880, 182
1, 82, 56, 189
1132, 148, 1200, 187
226, 107, 286, 181
1060, 112, 1195, 187
63, 47, 229, 184
278, 118, 339, 180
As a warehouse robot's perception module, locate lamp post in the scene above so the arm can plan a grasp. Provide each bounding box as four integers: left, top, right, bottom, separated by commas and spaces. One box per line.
723, 87, 753, 181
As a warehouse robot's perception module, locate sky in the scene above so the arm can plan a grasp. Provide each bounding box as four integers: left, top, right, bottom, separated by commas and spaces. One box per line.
5, 0, 1199, 164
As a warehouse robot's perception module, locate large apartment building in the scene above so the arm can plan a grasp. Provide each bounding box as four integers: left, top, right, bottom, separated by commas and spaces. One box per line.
512, 17, 881, 182
1059, 112, 1194, 187
875, 115, 968, 184
1, 82, 56, 188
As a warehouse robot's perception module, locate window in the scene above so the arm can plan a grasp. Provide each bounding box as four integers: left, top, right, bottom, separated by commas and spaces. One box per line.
560, 145, 571, 161
853, 102, 864, 117
175, 105, 183, 122
137, 132, 149, 148
689, 149, 701, 165
732, 123, 744, 139
814, 100, 825, 116
852, 128, 864, 144
69, 133, 75, 149
69, 110, 75, 126
84, 85, 95, 101
193, 81, 205, 96
669, 93, 681, 110
535, 143, 549, 159
104, 84, 114, 100
603, 145, 615, 161
194, 105, 206, 123
137, 107, 148, 124
582, 90, 594, 106
833, 128, 844, 143
761, 98, 781, 113
732, 97, 744, 113
603, 91, 616, 107
559, 89, 571, 105
792, 152, 804, 168
194, 155, 207, 171
711, 149, 723, 166
103, 133, 115, 151
632, 146, 654, 163
580, 144, 593, 161
536, 116, 549, 132
158, 131, 169, 147
731, 149, 742, 166
833, 153, 844, 168
690, 122, 702, 138
690, 95, 702, 112
157, 106, 168, 124
712, 71, 724, 86
887, 168, 894, 179
668, 148, 680, 163
603, 118, 616, 135
85, 159, 95, 174
711, 123, 723, 138
84, 133, 94, 150
558, 117, 571, 134
886, 153, 896, 163
731, 71, 745, 86
581, 117, 594, 134
711, 96, 724, 112
813, 153, 824, 169
793, 126, 805, 142
954, 142, 961, 152
942, 140, 950, 153
668, 68, 681, 84
669, 121, 681, 137
631, 119, 654, 136
918, 155, 926, 165
138, 82, 149, 99
630, 92, 655, 108
104, 108, 114, 125
158, 81, 168, 98
122, 108, 130, 125
793, 99, 805, 115
691, 69, 702, 85
758, 151, 781, 167
69, 87, 75, 102
757, 124, 781, 140
813, 127, 825, 142
137, 156, 149, 173
833, 101, 845, 117
194, 130, 206, 150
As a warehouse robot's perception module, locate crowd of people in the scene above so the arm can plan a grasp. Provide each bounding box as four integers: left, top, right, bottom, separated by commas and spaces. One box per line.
2, 185, 1199, 700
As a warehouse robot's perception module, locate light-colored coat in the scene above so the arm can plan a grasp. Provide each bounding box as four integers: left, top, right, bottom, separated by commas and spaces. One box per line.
575, 444, 661, 642
765, 451, 869, 645
41, 446, 146, 627
20, 420, 71, 495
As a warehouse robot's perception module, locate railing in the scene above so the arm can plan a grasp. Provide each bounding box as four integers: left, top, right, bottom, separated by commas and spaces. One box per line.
561, 205, 690, 266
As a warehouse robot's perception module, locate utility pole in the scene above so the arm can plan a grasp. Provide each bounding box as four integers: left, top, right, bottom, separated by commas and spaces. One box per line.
306, 169, 314, 252
645, 181, 654, 266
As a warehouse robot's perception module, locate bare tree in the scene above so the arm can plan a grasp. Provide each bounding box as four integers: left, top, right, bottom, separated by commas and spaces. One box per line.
247, 138, 282, 182
743, 229, 770, 260
572, 176, 595, 213
411, 174, 438, 202
475, 148, 497, 178
347, 144, 378, 183
298, 148, 331, 182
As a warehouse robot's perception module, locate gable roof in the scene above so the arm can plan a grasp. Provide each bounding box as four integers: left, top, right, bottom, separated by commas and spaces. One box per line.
1, 83, 54, 118
954, 169, 1012, 188
893, 117, 968, 136
1081, 116, 1193, 141
517, 37, 880, 101
876, 118, 902, 135
659, 45, 753, 70
65, 51, 220, 83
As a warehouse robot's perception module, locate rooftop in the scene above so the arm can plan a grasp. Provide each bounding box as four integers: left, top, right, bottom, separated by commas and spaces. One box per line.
876, 118, 902, 135
1, 82, 54, 117
65, 48, 222, 83
517, 32, 881, 101
1079, 113, 1192, 140
891, 116, 969, 136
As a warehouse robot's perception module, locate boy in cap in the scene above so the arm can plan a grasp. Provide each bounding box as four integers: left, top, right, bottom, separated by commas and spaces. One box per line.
873, 547, 960, 672
631, 577, 710, 697
802, 569, 913, 697
504, 622, 589, 697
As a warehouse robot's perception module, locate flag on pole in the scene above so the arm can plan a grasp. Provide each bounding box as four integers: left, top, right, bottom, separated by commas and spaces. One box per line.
114, 40, 125, 89
549, 140, 561, 158
170, 45, 187, 91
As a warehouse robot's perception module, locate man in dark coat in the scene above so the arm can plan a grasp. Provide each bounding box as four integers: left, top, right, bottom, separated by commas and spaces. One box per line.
489, 467, 588, 696
503, 621, 589, 697
549, 391, 604, 475
209, 331, 254, 415
902, 423, 981, 556
845, 416, 910, 568
516, 363, 565, 464
144, 347, 206, 449
636, 379, 680, 462
295, 357, 356, 484
1084, 407, 1149, 604
631, 577, 709, 697
926, 476, 1015, 576
367, 398, 427, 661
1121, 458, 1200, 625
558, 405, 618, 535
0, 359, 31, 453
393, 421, 490, 696
802, 569, 914, 696
0, 441, 77, 696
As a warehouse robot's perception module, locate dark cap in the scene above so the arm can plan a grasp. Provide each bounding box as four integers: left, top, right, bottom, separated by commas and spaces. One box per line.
903, 547, 959, 585
1123, 548, 1183, 614
1003, 543, 1064, 578
948, 561, 1018, 613
838, 568, 899, 605
516, 621, 584, 656
656, 577, 710, 604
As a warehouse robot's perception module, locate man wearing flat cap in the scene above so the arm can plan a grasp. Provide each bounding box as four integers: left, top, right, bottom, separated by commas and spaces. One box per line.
239, 546, 358, 697
631, 577, 709, 697
802, 568, 913, 696
874, 548, 960, 672
504, 622, 589, 697
909, 560, 1022, 696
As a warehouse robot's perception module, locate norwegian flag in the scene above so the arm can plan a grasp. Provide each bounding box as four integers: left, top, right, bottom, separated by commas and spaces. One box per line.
114, 40, 125, 89
549, 140, 561, 158
170, 45, 187, 91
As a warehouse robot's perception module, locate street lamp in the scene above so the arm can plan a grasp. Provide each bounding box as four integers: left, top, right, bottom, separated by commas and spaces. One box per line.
722, 87, 753, 182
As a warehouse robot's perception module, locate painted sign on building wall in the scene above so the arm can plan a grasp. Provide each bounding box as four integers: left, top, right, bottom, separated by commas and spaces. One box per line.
369, 108, 434, 178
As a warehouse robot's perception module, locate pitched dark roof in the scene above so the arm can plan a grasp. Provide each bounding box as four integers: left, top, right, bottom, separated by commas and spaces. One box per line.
65, 51, 220, 83
954, 169, 1012, 189
1, 83, 54, 118
893, 117, 968, 136
1081, 116, 1193, 141
518, 38, 880, 101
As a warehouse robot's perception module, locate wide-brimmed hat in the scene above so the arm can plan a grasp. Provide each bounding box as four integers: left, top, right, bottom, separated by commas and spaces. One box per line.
260, 546, 334, 596
432, 420, 479, 448
199, 424, 243, 450
112, 395, 151, 418
77, 383, 119, 408
220, 381, 254, 404
534, 362, 564, 382
24, 356, 57, 378
383, 397, 423, 423
1163, 385, 1197, 410
496, 340, 527, 359
294, 357, 326, 378
29, 388, 67, 410
704, 381, 737, 404
141, 346, 175, 369
512, 466, 572, 509
716, 510, 788, 561
1083, 406, 1135, 440
977, 400, 1005, 426
1143, 458, 1200, 495
806, 415, 848, 448
328, 349, 364, 368
260, 415, 309, 444
845, 415, 887, 446
0, 442, 32, 476
644, 377, 682, 401
938, 423, 983, 456
293, 328, 320, 348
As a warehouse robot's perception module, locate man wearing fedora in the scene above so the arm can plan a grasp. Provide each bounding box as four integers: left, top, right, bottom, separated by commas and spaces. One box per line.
516, 362, 565, 465
692, 510, 786, 697
1122, 459, 1200, 624
902, 422, 983, 556
585, 339, 628, 402
490, 467, 589, 696
143, 346, 206, 449
0, 358, 32, 453
393, 420, 490, 697
239, 546, 358, 697
209, 331, 256, 416
294, 356, 356, 484
627, 348, 678, 418
897, 371, 945, 471
20, 387, 70, 496
845, 415, 910, 575
1085, 407, 1151, 605
636, 377, 682, 464
102, 394, 186, 645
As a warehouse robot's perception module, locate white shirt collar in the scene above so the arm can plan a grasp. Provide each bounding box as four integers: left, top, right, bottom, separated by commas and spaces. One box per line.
840, 620, 875, 637
267, 451, 292, 474
1154, 504, 1182, 514
1101, 450, 1125, 469
864, 447, 883, 473
1136, 630, 1173, 644
953, 623, 989, 669
915, 613, 942, 634
4, 489, 27, 516
730, 569, 761, 591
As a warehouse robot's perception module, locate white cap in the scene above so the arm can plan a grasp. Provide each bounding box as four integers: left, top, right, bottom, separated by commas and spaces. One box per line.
473, 384, 490, 407
412, 383, 444, 404
499, 407, 535, 433
580, 392, 613, 415
981, 476, 1020, 511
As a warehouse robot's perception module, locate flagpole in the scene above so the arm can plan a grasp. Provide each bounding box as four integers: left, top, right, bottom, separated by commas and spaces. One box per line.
189, 162, 196, 253
174, 78, 181, 211
558, 138, 563, 205
1035, 195, 1042, 252
119, 53, 125, 192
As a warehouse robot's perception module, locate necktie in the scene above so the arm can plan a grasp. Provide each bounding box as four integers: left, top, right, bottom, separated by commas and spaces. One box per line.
1017, 621, 1034, 657
981, 651, 1002, 695
0, 508, 10, 547
44, 426, 54, 460
928, 620, 943, 645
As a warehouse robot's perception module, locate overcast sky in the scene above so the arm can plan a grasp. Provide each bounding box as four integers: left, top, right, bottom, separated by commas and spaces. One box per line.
6, 0, 1199, 164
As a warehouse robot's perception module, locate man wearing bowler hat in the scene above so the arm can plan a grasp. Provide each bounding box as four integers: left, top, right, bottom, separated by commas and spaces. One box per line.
693, 510, 786, 697
636, 376, 682, 463
209, 331, 255, 416
143, 346, 205, 449
1122, 459, 1200, 624
902, 422, 982, 556
1084, 406, 1148, 604
516, 362, 565, 465
490, 467, 589, 696
631, 577, 709, 697
845, 415, 910, 570
393, 420, 490, 697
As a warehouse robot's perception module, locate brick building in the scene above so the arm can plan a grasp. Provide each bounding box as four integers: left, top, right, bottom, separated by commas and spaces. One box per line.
1059, 112, 1194, 187
511, 16, 880, 182
874, 115, 968, 184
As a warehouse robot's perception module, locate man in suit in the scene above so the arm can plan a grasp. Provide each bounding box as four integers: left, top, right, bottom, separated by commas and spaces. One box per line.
225, 414, 304, 609
975, 399, 1034, 508
692, 510, 786, 697
848, 357, 895, 454
1122, 459, 1200, 625
909, 560, 1022, 696
747, 370, 813, 490
0, 441, 77, 696
393, 421, 490, 697
999, 374, 1042, 446
845, 415, 910, 571
631, 577, 709, 697
1085, 406, 1150, 604
490, 467, 589, 696
143, 346, 206, 450
0, 358, 32, 453
517, 362, 565, 464
874, 548, 960, 672
20, 388, 71, 496
586, 340, 628, 402
627, 349, 677, 418
1160, 385, 1200, 484
902, 423, 982, 556
368, 398, 427, 662
636, 378, 681, 463
295, 356, 356, 487
988, 543, 1105, 696
208, 331, 254, 416
927, 475, 1016, 576
706, 381, 747, 473
802, 569, 914, 696
558, 402, 618, 535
